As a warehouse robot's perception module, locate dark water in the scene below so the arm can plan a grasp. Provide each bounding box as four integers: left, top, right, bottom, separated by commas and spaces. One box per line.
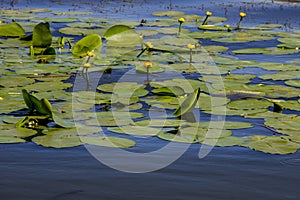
1, 0, 300, 199
1, 142, 300, 199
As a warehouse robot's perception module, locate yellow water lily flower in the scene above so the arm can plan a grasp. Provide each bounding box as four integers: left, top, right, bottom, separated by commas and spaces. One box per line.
178, 17, 185, 23
83, 63, 91, 67
206, 11, 212, 16
86, 51, 95, 57
187, 44, 195, 49
146, 42, 153, 48
240, 12, 246, 17
144, 62, 153, 68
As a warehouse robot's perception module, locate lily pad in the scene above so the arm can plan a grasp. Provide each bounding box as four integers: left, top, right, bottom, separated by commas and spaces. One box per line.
0, 136, 26, 143
108, 125, 162, 136
0, 22, 25, 37
81, 136, 135, 148
227, 99, 272, 110
242, 135, 299, 155
103, 25, 142, 47
202, 136, 245, 147
33, 129, 82, 148
152, 11, 185, 17
265, 116, 300, 131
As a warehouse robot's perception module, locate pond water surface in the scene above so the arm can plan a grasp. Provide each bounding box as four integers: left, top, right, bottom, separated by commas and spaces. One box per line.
1, 0, 300, 199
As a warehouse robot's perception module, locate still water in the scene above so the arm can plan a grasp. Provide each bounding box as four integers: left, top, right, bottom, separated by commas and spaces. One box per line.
0, 0, 300, 199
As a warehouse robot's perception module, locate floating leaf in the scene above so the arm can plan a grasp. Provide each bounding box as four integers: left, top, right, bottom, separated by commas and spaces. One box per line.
108, 125, 162, 136
0, 22, 25, 37
0, 136, 26, 143
32, 129, 82, 148
81, 136, 135, 148
103, 25, 142, 47
242, 135, 300, 155
227, 99, 272, 110
202, 136, 244, 147
152, 11, 185, 17
264, 116, 300, 131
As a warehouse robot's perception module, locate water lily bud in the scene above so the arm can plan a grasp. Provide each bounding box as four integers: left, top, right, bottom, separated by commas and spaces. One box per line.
144, 62, 153, 68
240, 12, 246, 17
84, 63, 91, 67
187, 44, 195, 49
206, 11, 212, 16
86, 51, 95, 57
178, 17, 185, 23
146, 42, 153, 49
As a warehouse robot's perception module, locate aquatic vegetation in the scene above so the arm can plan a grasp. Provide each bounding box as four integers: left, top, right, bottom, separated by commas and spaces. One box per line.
0, 7, 299, 155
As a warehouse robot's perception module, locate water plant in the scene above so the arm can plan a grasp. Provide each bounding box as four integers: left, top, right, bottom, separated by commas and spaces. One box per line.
237, 12, 246, 29
202, 11, 212, 25
178, 17, 185, 35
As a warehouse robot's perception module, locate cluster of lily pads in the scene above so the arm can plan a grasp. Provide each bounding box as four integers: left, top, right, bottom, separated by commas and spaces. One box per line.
0, 8, 300, 154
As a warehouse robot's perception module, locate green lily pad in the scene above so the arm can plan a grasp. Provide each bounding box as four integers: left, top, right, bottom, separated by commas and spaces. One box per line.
198, 25, 227, 31
265, 116, 300, 131
157, 27, 190, 35
157, 131, 198, 143
203, 45, 229, 53
24, 81, 73, 92
152, 11, 185, 17
72, 34, 102, 57
52, 11, 93, 15
0, 124, 37, 138
0, 22, 25, 37
81, 136, 135, 148
108, 125, 162, 136
103, 25, 142, 47
245, 111, 297, 119
259, 71, 300, 81
134, 119, 188, 127
285, 80, 300, 88
202, 136, 245, 147
278, 37, 300, 49
32, 129, 82, 148
0, 136, 26, 143
191, 121, 253, 130
246, 84, 300, 98
160, 35, 197, 47
0, 76, 35, 88
227, 99, 272, 110
242, 135, 299, 155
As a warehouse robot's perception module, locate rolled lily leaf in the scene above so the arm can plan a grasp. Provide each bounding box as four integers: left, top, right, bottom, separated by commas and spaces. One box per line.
32, 22, 52, 47
21, 89, 52, 116
22, 89, 34, 113
173, 88, 201, 118
72, 34, 102, 57
0, 22, 25, 37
